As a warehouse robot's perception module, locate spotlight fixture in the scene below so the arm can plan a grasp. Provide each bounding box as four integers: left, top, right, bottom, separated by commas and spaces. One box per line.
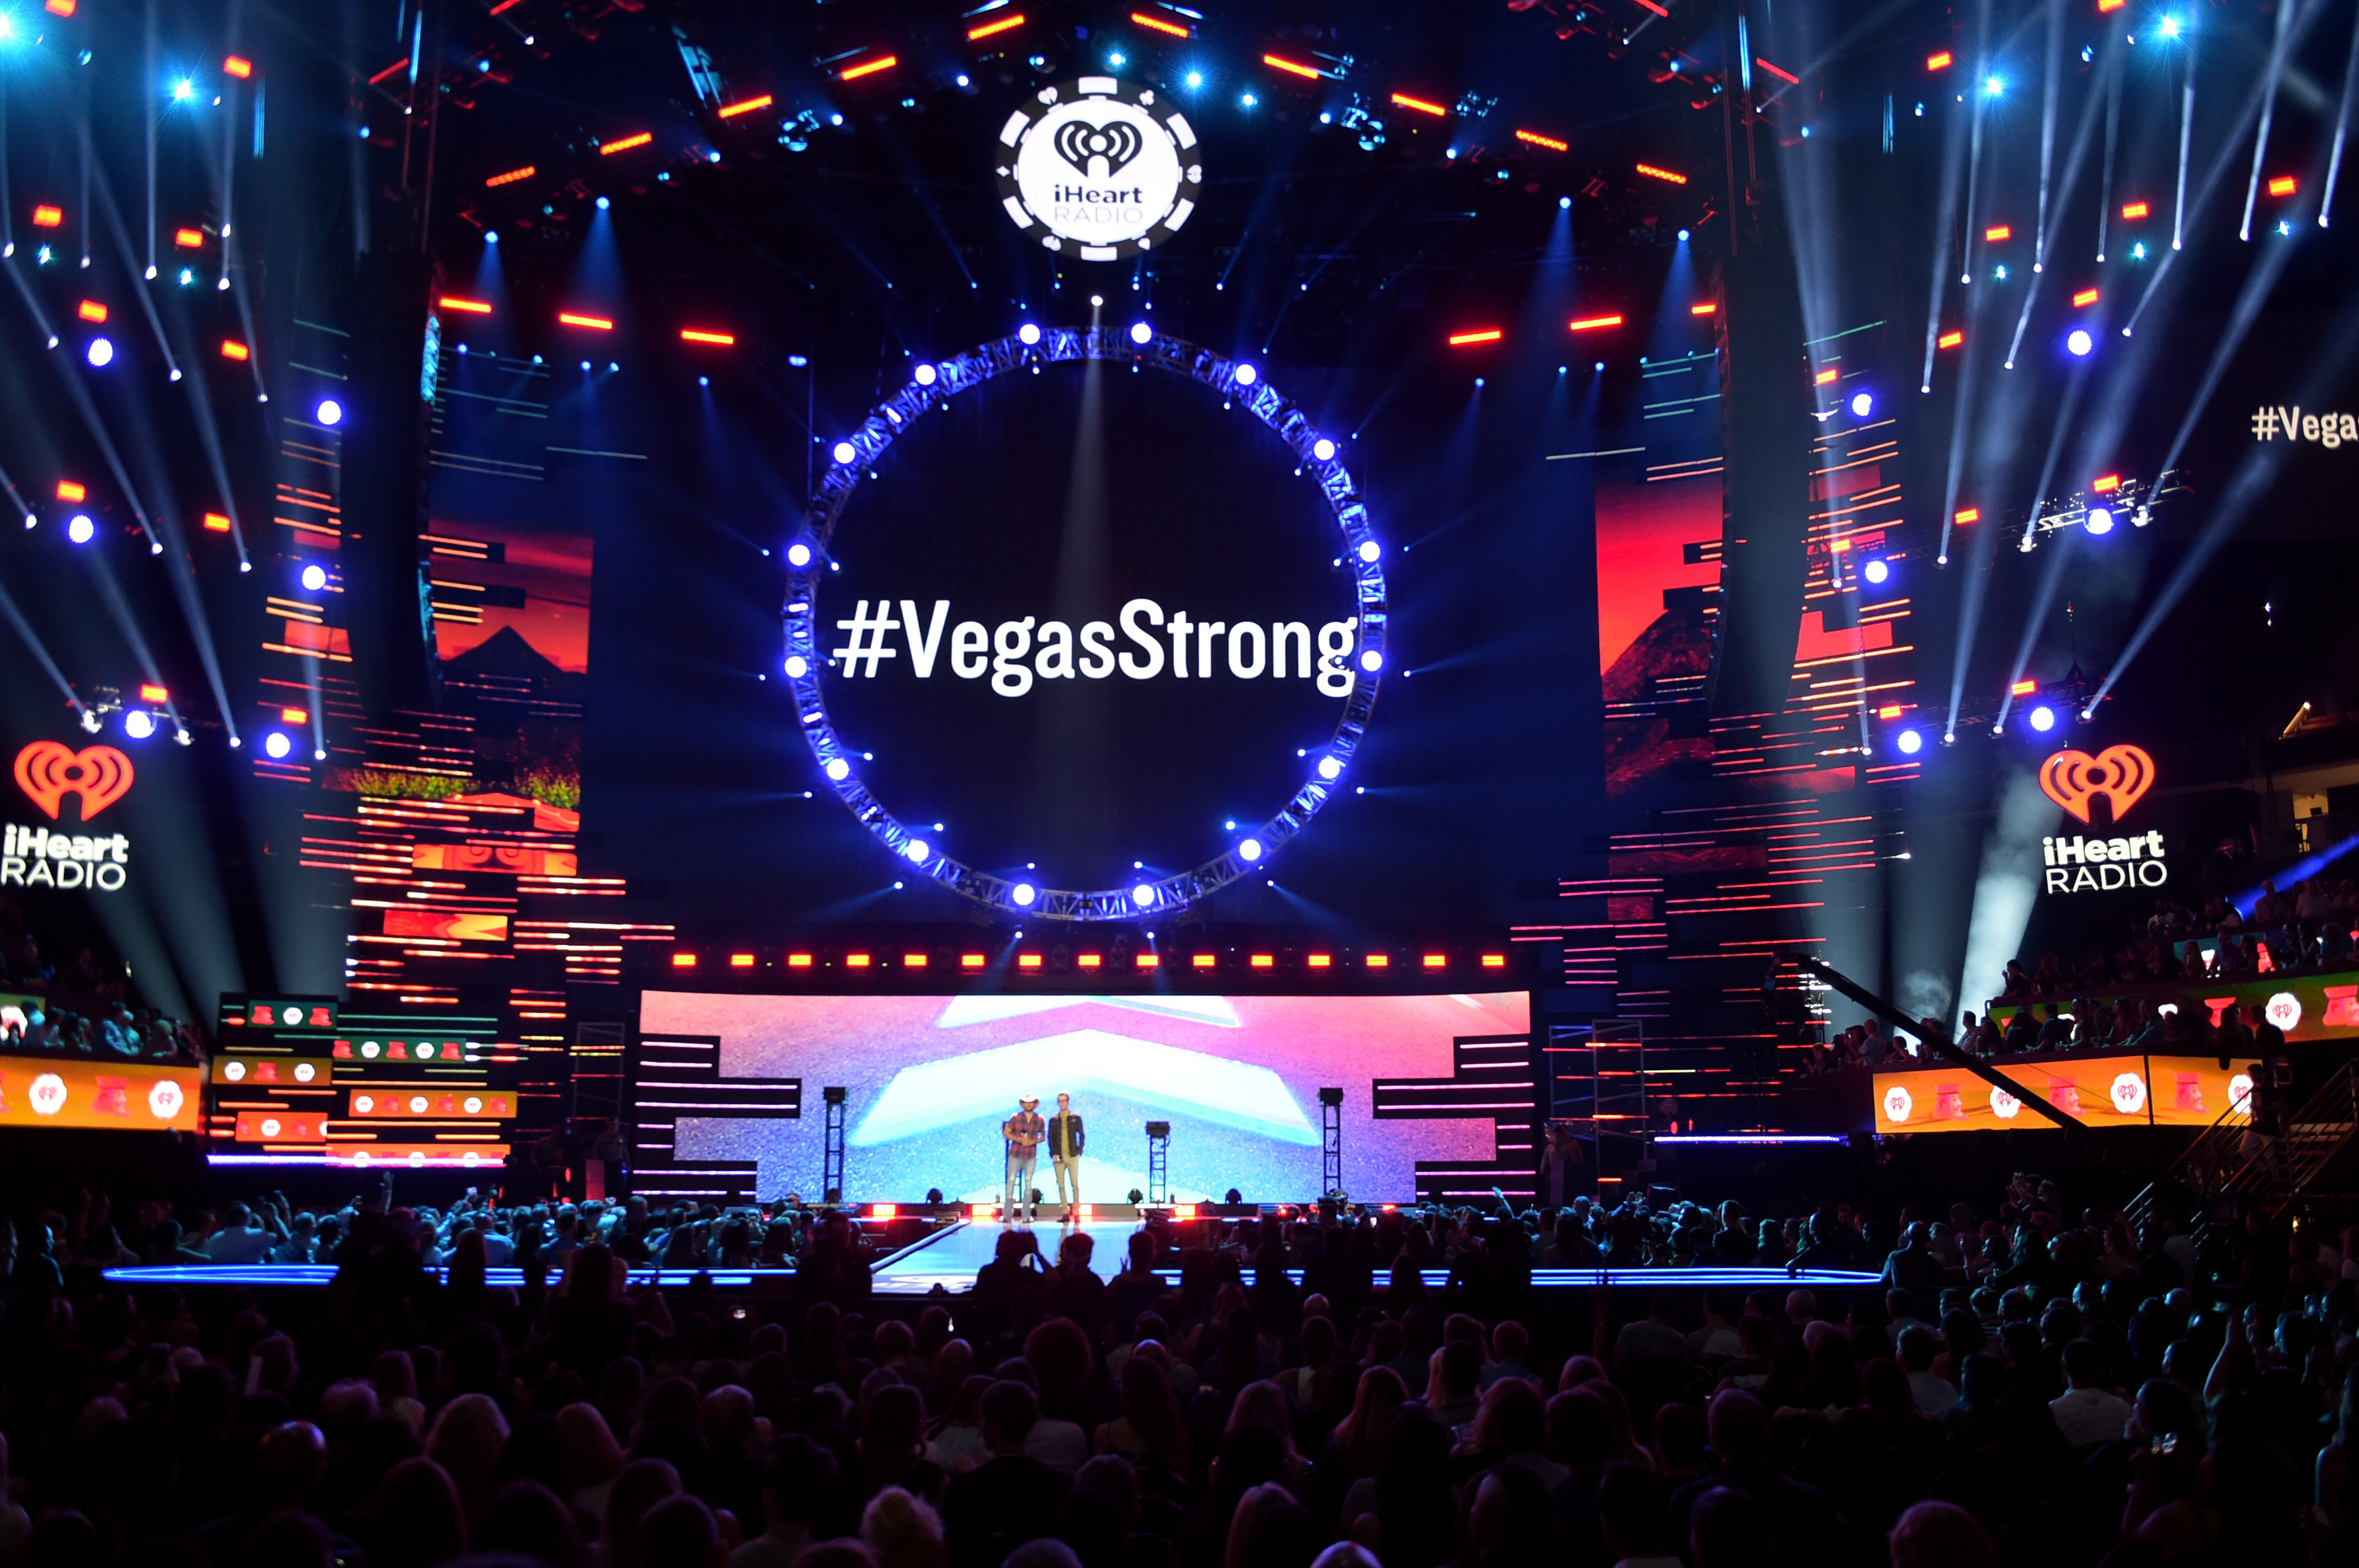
1238, 838, 1264, 862
1311, 438, 1336, 460
1129, 321, 1152, 345
300, 563, 328, 592
1131, 884, 1157, 908
823, 757, 851, 781
123, 710, 155, 740
913, 363, 937, 386
1233, 362, 1257, 385
315, 398, 343, 427
1013, 883, 1038, 907
1895, 727, 1924, 755
786, 542, 814, 567
2066, 328, 2093, 356
2085, 506, 2115, 536
86, 337, 114, 366
831, 441, 858, 464
1849, 390, 1874, 418
1018, 323, 1042, 345
263, 731, 294, 759
1861, 557, 1892, 587
2028, 704, 2057, 733
1317, 756, 1343, 780
67, 514, 95, 544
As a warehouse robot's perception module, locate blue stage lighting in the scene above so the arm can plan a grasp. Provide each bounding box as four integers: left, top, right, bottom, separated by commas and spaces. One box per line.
2085, 506, 2114, 535
2160, 16, 2181, 38
86, 337, 114, 366
784, 655, 808, 679
1358, 540, 1381, 562
1233, 362, 1257, 386
1677, 227, 1690, 241
831, 441, 858, 464
823, 757, 851, 781
1311, 438, 1336, 461
1359, 649, 1382, 672
1862, 557, 1891, 587
300, 563, 328, 592
1895, 727, 1923, 755
786, 542, 813, 567
315, 398, 343, 427
2067, 328, 2093, 356
1317, 756, 1343, 780
1850, 390, 1874, 418
1239, 93, 1257, 108
483, 230, 499, 244
263, 731, 294, 760
1018, 323, 1042, 345
67, 514, 95, 544
123, 710, 155, 740
913, 362, 937, 386
1984, 75, 2004, 96
698, 375, 708, 386
1559, 196, 1571, 210
1185, 71, 1203, 88
595, 195, 610, 210
2029, 704, 2057, 733
1013, 882, 1038, 907
1129, 321, 1152, 345
905, 839, 931, 863
1238, 838, 1263, 863
1132, 884, 1157, 907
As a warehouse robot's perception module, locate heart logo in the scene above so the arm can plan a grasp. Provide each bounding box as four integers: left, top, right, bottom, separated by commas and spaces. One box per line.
29, 1073, 67, 1116
13, 741, 136, 821
2038, 743, 2155, 824
1053, 117, 1145, 177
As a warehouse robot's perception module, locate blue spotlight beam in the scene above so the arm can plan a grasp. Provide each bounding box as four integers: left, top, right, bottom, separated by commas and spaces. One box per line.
2239, 0, 2299, 243
2005, 40, 2120, 368
2032, 0, 2063, 273
0, 575, 92, 722
2323, 1, 2359, 228
2096, 62, 2120, 261
2232, 831, 2359, 918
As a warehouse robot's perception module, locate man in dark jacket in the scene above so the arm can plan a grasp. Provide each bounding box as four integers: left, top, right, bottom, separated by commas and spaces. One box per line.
1046, 1091, 1085, 1216
943, 1380, 1069, 1568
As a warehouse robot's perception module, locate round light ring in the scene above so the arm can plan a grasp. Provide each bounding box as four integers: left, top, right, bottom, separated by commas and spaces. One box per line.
788, 327, 1387, 921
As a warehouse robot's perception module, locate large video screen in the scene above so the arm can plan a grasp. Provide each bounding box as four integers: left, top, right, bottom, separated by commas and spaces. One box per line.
639, 989, 1530, 1203
1872, 1053, 2251, 1135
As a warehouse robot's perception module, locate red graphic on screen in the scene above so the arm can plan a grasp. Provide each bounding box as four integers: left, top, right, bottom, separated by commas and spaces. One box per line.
2039, 745, 2156, 823
13, 742, 134, 821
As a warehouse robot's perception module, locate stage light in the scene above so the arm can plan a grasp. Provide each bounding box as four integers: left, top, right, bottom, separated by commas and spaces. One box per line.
679, 328, 734, 347
2085, 506, 2114, 535
2066, 329, 2093, 356
2160, 15, 2181, 38
1311, 437, 1336, 460
1131, 884, 1156, 907
2091, 474, 2120, 493
1927, 50, 1953, 70
1559, 196, 1571, 210
32, 205, 62, 228
2029, 704, 2057, 733
913, 362, 936, 385
56, 479, 85, 502
1390, 92, 1448, 117
1129, 321, 1152, 345
824, 757, 851, 781
1849, 391, 1874, 418
1186, 71, 1203, 88
1862, 557, 1891, 586
221, 56, 252, 79
1568, 314, 1623, 331
263, 731, 293, 759
1938, 329, 1964, 348
718, 94, 774, 118
579, 360, 592, 372
300, 563, 328, 592
1262, 54, 1321, 80
2071, 287, 2100, 308
85, 337, 113, 366
77, 299, 108, 323
221, 339, 249, 360
315, 398, 343, 427
594, 195, 610, 211
839, 56, 897, 81
698, 375, 708, 386
483, 230, 498, 244
1237, 837, 1264, 863
202, 511, 231, 533
172, 78, 194, 103
968, 13, 1026, 40
2009, 678, 2037, 696
600, 131, 654, 155
485, 165, 535, 187
784, 655, 809, 680
831, 441, 857, 464
67, 515, 94, 544
1895, 727, 1923, 755
1984, 75, 2004, 96
1317, 755, 1343, 780
1012, 882, 1036, 907
2268, 175, 2297, 198
2121, 200, 2149, 220
1233, 362, 1257, 385
558, 312, 613, 330
905, 839, 931, 863
122, 710, 155, 740
1018, 323, 1042, 345
786, 542, 814, 567
1516, 129, 1569, 151
1108, 52, 1126, 67
1358, 540, 1381, 562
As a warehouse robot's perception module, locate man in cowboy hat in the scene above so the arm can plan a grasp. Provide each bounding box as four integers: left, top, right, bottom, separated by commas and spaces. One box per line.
1002, 1094, 1046, 1225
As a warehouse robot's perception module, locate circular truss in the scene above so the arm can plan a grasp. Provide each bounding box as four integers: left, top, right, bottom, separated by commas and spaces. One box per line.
782, 326, 1387, 923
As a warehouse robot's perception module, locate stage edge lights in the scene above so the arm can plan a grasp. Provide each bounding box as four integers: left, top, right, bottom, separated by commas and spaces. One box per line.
788, 327, 1385, 923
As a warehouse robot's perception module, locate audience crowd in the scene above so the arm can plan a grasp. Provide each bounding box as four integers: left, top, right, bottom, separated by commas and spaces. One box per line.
0, 895, 200, 1064
2, 1169, 2356, 1568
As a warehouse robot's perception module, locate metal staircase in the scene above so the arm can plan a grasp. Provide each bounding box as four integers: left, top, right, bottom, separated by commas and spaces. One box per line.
2129, 1060, 2359, 1226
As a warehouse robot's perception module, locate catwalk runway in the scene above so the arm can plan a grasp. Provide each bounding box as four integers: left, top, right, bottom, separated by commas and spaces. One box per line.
870, 1217, 1138, 1295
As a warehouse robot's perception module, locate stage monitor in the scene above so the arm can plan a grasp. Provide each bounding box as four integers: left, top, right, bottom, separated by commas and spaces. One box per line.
636, 989, 1532, 1204
1871, 1053, 2251, 1134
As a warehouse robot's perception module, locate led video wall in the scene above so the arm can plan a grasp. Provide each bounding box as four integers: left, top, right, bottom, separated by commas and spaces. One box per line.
1871, 1053, 2251, 1135
636, 989, 1532, 1202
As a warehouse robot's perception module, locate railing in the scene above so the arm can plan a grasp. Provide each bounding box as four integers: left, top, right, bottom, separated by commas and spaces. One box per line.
2128, 1060, 2359, 1225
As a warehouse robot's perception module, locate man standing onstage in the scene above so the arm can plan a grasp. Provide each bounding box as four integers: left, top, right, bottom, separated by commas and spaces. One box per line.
1047, 1091, 1085, 1217
1002, 1093, 1044, 1225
